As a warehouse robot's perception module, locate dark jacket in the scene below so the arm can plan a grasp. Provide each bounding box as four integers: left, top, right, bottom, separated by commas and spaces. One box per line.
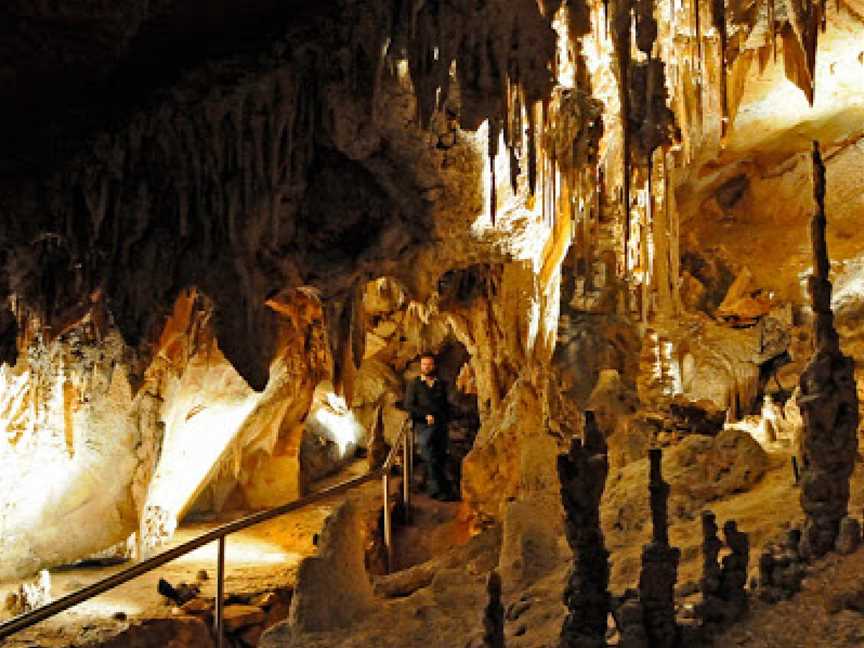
404, 375, 450, 428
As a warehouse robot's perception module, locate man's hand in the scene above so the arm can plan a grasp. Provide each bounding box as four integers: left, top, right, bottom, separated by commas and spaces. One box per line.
426, 414, 435, 425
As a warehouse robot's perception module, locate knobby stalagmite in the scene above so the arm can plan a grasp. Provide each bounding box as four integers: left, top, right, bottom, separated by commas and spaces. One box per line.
557, 411, 610, 648
639, 448, 680, 648
797, 141, 859, 559
698, 511, 750, 627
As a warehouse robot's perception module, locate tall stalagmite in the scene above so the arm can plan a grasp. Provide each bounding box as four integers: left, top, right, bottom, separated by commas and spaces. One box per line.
798, 141, 859, 559
639, 448, 680, 647
557, 411, 610, 648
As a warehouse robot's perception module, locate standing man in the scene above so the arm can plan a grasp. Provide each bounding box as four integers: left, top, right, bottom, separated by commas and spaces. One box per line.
404, 352, 457, 501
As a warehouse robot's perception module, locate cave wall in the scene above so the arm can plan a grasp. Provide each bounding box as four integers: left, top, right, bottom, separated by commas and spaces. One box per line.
0, 318, 142, 580
2, 0, 864, 583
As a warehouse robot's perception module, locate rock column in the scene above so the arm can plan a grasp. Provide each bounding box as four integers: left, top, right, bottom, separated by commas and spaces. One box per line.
557, 412, 610, 648
698, 513, 749, 625
639, 448, 679, 647
697, 511, 724, 623
798, 141, 859, 558
718, 520, 749, 621
483, 570, 505, 648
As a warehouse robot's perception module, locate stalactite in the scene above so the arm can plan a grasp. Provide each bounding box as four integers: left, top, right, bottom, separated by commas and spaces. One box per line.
528, 108, 538, 195
785, 0, 822, 104
612, 0, 634, 291
489, 119, 500, 226
636, 0, 658, 55
768, 0, 776, 61
711, 0, 728, 137
695, 0, 702, 60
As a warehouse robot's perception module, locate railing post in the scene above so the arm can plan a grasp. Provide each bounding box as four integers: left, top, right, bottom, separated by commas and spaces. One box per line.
383, 471, 393, 573
402, 427, 412, 524
215, 536, 225, 648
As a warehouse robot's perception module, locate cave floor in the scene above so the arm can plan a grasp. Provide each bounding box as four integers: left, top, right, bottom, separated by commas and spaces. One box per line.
0, 461, 381, 647
283, 449, 864, 648
6, 450, 864, 647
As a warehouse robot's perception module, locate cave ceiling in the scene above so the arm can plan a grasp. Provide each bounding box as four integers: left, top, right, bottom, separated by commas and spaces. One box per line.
2, 0, 864, 391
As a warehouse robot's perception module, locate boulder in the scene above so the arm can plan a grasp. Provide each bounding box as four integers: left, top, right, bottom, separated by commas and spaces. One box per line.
604, 429, 769, 533
498, 497, 562, 589
286, 501, 375, 633
99, 617, 214, 648
607, 415, 654, 470
668, 396, 726, 436
715, 267, 774, 325
301, 384, 365, 482
223, 604, 266, 631
462, 378, 551, 519
586, 369, 640, 439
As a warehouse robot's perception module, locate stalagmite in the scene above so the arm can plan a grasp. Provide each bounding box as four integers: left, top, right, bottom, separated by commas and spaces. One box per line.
639, 448, 680, 647
698, 513, 749, 626
718, 520, 749, 621
797, 141, 859, 559
557, 411, 610, 648
367, 404, 388, 470
698, 511, 724, 624
757, 528, 805, 603
482, 571, 505, 648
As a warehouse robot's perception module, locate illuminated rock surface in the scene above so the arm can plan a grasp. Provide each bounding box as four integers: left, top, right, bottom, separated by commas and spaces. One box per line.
2, 0, 864, 646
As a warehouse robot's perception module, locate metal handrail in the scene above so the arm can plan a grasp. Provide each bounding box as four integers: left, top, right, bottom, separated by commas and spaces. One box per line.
0, 425, 413, 645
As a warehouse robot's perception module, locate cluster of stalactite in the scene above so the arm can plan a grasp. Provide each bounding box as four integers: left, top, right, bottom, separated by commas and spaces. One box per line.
0, 0, 839, 402
0, 0, 580, 395
648, 0, 827, 153
0, 41, 328, 390
573, 0, 832, 327
385, 0, 609, 236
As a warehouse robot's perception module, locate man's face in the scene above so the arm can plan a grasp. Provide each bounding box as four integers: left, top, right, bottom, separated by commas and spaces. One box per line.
419, 356, 436, 376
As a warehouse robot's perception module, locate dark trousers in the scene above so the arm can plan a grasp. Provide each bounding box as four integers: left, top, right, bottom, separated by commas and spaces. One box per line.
415, 423, 451, 497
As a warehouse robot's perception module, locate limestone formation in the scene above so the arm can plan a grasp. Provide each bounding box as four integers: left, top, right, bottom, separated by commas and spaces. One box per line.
756, 528, 806, 603
5, 570, 52, 615
611, 589, 648, 648
482, 571, 505, 648
798, 142, 860, 559
556, 414, 610, 648
287, 502, 375, 633
638, 448, 680, 648
3, 5, 864, 648
835, 516, 862, 555
693, 514, 750, 628
718, 521, 749, 622
697, 511, 724, 624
